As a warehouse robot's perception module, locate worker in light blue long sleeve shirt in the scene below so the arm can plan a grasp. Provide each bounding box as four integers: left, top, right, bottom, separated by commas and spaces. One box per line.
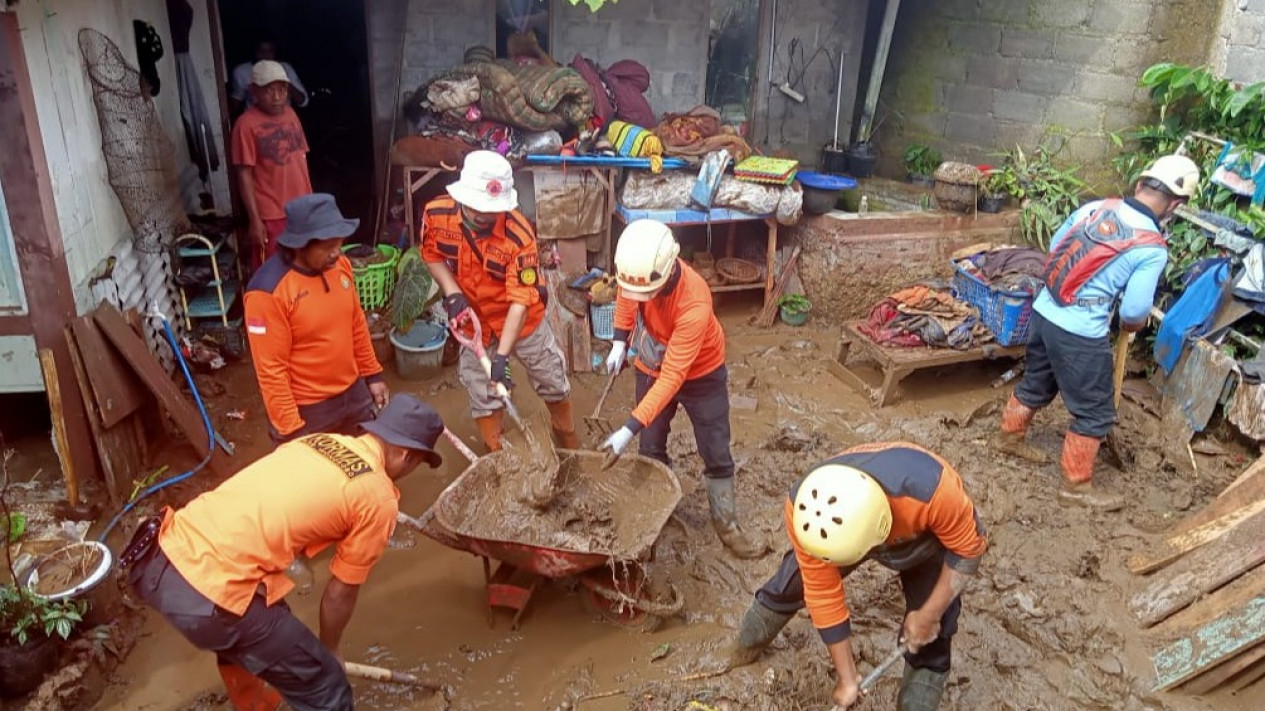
993, 154, 1201, 512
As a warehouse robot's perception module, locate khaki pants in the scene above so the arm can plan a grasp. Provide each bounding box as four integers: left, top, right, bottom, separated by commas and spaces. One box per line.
459, 323, 570, 417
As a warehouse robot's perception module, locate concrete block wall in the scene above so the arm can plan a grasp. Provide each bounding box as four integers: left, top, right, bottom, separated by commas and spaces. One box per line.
1213, 0, 1265, 83
875, 0, 1221, 189
399, 0, 495, 97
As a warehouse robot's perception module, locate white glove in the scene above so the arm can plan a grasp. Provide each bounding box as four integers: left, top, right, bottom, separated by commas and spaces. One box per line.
601, 426, 635, 456
605, 341, 628, 374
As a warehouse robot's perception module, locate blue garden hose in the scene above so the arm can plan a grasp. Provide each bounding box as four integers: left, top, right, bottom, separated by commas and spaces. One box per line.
97, 312, 215, 543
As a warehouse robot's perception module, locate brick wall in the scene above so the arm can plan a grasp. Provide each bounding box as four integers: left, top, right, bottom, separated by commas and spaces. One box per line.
1213, 0, 1265, 83
874, 0, 1221, 189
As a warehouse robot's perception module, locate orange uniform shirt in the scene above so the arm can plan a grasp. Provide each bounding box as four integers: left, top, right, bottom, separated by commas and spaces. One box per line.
613, 260, 726, 428
230, 105, 312, 221
244, 255, 383, 437
419, 195, 545, 345
788, 443, 987, 644
158, 433, 399, 615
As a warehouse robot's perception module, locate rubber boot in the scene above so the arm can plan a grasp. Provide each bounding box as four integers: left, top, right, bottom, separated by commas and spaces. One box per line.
990, 395, 1049, 464
705, 477, 769, 559
897, 665, 948, 711
1057, 431, 1124, 511
475, 410, 504, 452
726, 602, 794, 668
545, 398, 580, 449
218, 663, 283, 711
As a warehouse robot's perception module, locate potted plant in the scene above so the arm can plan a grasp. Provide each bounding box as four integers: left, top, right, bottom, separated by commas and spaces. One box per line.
979, 166, 1015, 213
778, 294, 813, 326
903, 144, 942, 187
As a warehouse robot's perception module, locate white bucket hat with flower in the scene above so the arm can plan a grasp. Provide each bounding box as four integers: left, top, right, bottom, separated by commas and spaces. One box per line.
446, 150, 518, 213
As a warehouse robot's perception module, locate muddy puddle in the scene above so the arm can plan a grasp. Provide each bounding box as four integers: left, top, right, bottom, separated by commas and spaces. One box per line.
93, 307, 1265, 711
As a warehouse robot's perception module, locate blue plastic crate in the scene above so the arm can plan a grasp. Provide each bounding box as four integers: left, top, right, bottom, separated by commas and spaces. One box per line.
951, 263, 1035, 347
590, 302, 616, 340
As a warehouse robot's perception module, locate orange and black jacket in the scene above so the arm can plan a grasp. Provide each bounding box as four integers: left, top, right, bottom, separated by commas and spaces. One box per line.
612, 260, 726, 431
788, 443, 987, 644
244, 253, 382, 437
419, 195, 546, 346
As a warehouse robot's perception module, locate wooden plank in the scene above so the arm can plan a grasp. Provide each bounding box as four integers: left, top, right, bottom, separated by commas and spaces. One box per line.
38, 348, 79, 504
1219, 455, 1265, 500
1131, 509, 1265, 628
69, 315, 146, 428
844, 321, 1025, 367
92, 304, 231, 476
1171, 458, 1265, 536
1152, 595, 1265, 691
1183, 641, 1265, 695
1129, 496, 1265, 575
1229, 658, 1265, 692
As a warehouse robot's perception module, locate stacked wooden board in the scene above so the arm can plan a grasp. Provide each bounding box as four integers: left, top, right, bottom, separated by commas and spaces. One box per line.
1131, 455, 1265, 694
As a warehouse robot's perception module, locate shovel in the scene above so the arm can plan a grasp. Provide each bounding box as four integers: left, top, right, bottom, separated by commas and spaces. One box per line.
344, 661, 443, 692
447, 309, 540, 453
584, 368, 621, 439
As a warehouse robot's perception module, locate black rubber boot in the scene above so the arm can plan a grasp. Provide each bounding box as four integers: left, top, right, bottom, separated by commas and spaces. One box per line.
897, 665, 948, 711
705, 477, 769, 559
726, 602, 794, 668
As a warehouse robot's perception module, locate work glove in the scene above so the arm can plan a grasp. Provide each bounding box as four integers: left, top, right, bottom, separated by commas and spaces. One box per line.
490, 353, 513, 391
605, 341, 628, 374
442, 292, 470, 322
601, 425, 634, 457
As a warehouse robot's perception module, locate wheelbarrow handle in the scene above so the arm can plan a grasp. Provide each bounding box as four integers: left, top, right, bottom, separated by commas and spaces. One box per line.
442, 427, 479, 465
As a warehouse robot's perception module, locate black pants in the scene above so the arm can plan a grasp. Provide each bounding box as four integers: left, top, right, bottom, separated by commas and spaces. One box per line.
635, 365, 734, 479
129, 548, 353, 711
754, 549, 960, 673
1014, 311, 1116, 438
271, 378, 377, 444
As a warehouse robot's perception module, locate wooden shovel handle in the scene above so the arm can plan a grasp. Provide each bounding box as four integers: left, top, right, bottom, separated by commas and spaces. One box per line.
344, 661, 440, 690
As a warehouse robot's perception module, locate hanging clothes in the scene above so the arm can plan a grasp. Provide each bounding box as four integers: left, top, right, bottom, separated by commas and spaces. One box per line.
166, 0, 220, 183
1154, 258, 1231, 375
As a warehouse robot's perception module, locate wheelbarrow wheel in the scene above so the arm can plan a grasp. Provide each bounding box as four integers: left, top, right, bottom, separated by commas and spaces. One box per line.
580, 570, 683, 633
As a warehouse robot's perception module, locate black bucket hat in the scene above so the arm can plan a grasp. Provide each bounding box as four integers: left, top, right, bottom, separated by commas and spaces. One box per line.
360, 394, 444, 468
276, 193, 360, 249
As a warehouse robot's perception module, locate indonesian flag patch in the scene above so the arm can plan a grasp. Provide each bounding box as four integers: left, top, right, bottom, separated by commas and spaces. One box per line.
246, 317, 267, 335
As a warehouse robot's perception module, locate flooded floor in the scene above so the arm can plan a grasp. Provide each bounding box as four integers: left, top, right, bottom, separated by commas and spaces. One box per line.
91, 310, 1265, 711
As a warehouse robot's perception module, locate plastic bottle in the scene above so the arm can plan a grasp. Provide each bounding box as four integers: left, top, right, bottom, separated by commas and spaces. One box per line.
859, 196, 870, 215
287, 558, 314, 595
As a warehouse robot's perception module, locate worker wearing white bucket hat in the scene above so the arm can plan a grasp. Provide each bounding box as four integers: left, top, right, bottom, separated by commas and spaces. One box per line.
420, 151, 578, 452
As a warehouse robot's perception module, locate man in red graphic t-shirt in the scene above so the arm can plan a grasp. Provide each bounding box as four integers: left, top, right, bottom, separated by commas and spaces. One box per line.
231, 60, 312, 269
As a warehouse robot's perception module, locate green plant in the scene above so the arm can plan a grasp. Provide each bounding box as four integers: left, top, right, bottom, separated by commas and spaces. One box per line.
2, 512, 25, 544
903, 143, 942, 177
992, 144, 1087, 250
778, 293, 812, 314
982, 165, 1019, 198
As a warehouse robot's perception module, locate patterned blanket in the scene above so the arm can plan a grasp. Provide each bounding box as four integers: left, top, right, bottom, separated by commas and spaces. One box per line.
413, 60, 594, 133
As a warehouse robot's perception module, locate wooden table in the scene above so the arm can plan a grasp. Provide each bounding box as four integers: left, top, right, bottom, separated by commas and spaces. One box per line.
830, 320, 1025, 407
613, 205, 780, 308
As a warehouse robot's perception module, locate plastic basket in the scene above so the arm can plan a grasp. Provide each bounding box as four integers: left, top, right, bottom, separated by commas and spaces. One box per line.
342, 244, 400, 310
951, 263, 1034, 347
590, 302, 616, 340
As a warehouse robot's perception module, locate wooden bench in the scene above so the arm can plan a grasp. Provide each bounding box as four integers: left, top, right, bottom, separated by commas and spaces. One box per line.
829, 320, 1025, 407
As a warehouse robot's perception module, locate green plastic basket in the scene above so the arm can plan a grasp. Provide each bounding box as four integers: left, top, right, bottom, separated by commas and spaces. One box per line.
342, 245, 400, 310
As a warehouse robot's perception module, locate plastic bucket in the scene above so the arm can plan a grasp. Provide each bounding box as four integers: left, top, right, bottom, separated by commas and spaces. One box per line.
390, 320, 448, 381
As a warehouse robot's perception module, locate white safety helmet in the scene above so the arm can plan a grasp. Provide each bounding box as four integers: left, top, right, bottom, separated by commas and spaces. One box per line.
1139, 154, 1201, 199
614, 219, 679, 299
791, 464, 892, 566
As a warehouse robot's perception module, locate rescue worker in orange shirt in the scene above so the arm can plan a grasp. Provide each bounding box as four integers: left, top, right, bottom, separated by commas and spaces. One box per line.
245, 193, 389, 444
728, 443, 987, 710
122, 395, 445, 711
599, 219, 765, 559
420, 150, 578, 451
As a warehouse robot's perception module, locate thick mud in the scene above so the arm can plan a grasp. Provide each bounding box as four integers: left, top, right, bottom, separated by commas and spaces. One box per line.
92, 305, 1265, 711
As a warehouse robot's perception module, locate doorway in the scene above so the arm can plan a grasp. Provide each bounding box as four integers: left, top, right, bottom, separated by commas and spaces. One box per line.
214, 0, 376, 239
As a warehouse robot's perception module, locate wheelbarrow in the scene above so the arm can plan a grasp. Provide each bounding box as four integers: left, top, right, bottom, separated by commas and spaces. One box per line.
413, 449, 685, 631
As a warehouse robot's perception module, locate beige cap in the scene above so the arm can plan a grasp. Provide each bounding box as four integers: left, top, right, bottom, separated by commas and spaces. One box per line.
251, 60, 289, 87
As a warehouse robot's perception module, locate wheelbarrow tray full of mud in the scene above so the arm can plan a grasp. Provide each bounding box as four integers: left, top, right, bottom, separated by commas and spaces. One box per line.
420, 449, 684, 630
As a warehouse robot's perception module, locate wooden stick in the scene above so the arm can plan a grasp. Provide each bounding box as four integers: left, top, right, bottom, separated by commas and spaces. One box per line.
1220, 455, 1265, 500
751, 245, 802, 328
38, 349, 79, 505
344, 661, 441, 690
1113, 332, 1133, 409
576, 666, 732, 704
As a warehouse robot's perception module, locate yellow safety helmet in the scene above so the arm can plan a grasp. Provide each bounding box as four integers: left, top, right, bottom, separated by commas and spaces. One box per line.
791, 464, 892, 565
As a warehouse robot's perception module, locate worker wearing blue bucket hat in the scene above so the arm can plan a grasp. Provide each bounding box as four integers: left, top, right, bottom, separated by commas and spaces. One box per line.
245, 193, 390, 445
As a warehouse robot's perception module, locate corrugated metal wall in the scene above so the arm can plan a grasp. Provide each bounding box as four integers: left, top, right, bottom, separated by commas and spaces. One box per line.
89, 241, 185, 373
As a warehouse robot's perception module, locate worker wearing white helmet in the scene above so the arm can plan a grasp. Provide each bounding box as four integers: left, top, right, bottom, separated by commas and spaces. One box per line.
729, 443, 988, 710
993, 154, 1200, 511
600, 218, 766, 559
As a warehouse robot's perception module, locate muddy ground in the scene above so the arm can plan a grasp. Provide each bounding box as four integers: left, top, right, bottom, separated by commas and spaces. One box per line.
84, 302, 1265, 711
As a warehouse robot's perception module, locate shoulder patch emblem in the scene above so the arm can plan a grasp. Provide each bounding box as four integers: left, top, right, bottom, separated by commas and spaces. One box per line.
341, 275, 352, 290
302, 434, 374, 478
520, 267, 537, 286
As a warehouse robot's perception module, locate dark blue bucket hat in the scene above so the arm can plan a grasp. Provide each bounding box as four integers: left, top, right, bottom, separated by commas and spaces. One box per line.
360, 394, 444, 468
277, 193, 360, 249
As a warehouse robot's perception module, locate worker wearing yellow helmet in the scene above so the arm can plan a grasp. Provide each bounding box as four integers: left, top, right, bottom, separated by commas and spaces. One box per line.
729, 443, 988, 710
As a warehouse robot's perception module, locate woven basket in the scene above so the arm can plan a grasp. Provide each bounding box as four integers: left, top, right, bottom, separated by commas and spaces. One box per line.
717, 257, 761, 284
932, 161, 981, 213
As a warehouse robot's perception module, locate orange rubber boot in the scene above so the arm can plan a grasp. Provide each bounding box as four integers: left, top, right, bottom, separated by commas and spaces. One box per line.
991, 395, 1049, 464
1058, 431, 1123, 511
545, 398, 580, 449
217, 664, 282, 711
475, 410, 504, 452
